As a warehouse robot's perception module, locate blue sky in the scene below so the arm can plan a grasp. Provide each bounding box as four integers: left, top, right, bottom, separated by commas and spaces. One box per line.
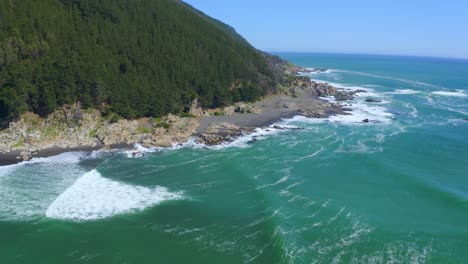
183, 0, 468, 59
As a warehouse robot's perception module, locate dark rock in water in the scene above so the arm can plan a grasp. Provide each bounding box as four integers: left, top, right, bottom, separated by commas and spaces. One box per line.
365, 98, 382, 103
309, 81, 362, 101
334, 92, 355, 101
247, 137, 257, 144
298, 108, 328, 118
308, 68, 328, 73
273, 125, 287, 130
273, 125, 304, 131
362, 119, 382, 123
342, 107, 353, 112
197, 122, 255, 145
354, 90, 367, 94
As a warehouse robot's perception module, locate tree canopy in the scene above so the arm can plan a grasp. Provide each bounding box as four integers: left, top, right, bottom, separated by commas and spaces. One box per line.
0, 0, 276, 122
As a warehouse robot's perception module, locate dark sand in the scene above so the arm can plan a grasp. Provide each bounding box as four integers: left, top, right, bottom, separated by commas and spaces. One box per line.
196, 94, 335, 134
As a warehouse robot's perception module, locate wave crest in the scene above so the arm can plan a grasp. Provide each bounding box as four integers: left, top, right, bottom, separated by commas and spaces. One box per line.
46, 169, 183, 221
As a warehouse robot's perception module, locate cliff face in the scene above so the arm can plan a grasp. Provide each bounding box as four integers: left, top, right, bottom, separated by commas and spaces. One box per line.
0, 106, 199, 159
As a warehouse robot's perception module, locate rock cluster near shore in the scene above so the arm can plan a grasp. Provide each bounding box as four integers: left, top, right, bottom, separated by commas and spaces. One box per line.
309, 81, 365, 101
196, 122, 255, 145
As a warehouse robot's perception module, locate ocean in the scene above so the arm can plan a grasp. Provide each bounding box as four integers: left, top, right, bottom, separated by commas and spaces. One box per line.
1, 53, 467, 263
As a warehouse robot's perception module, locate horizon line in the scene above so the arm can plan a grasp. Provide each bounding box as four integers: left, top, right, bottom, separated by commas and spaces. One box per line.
266, 51, 468, 61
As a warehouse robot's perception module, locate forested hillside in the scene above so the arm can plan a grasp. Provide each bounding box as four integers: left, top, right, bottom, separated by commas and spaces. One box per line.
0, 0, 277, 122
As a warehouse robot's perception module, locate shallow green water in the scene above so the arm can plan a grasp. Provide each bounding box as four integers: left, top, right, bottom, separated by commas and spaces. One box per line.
1, 53, 467, 263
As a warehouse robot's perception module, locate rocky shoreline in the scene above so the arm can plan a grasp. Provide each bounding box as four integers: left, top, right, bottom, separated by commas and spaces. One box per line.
0, 77, 365, 165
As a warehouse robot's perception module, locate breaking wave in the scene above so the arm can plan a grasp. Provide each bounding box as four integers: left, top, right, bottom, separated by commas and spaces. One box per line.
431, 90, 467, 97
46, 169, 184, 222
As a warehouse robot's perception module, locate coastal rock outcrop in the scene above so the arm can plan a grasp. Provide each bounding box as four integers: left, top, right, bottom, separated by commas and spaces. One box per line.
297, 101, 344, 118
0, 109, 200, 160
0, 109, 102, 156
365, 98, 382, 103
222, 106, 235, 116
196, 122, 255, 145
95, 114, 199, 148
309, 82, 338, 97
189, 98, 204, 117
309, 81, 364, 101
292, 76, 312, 88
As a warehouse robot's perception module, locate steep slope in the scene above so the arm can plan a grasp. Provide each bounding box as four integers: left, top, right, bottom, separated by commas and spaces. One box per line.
0, 0, 276, 122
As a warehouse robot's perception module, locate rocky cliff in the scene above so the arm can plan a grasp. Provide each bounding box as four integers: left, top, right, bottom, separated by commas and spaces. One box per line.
0, 105, 199, 160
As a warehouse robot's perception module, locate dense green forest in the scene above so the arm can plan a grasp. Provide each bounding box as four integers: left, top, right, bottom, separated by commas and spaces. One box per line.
0, 0, 277, 122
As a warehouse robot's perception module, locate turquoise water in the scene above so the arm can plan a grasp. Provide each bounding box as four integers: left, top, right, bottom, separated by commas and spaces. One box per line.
1, 53, 467, 263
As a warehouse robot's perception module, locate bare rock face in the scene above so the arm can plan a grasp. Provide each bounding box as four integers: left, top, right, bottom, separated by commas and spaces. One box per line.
334, 91, 355, 101
0, 109, 101, 156
197, 122, 254, 145
19, 151, 32, 161
222, 106, 235, 116
310, 81, 338, 97
234, 103, 262, 114
148, 114, 199, 147
292, 76, 312, 88
189, 98, 204, 117
96, 114, 200, 148
297, 100, 333, 118
309, 81, 364, 101
298, 108, 328, 118
0, 108, 200, 161
365, 98, 382, 103
283, 102, 297, 109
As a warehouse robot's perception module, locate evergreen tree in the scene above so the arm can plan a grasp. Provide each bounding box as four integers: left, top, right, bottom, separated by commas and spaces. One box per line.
0, 0, 276, 122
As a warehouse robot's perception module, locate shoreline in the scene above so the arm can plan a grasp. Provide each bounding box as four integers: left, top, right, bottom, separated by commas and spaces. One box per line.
0, 81, 356, 166
0, 96, 301, 166
0, 143, 134, 166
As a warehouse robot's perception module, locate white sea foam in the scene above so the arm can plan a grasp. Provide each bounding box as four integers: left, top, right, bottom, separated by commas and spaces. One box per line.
286, 101, 393, 125
184, 124, 300, 150
387, 89, 422, 95
20, 151, 85, 166
289, 78, 395, 124
0, 152, 89, 221
333, 102, 393, 123
303, 68, 335, 74
123, 143, 158, 158
293, 147, 324, 163
0, 164, 17, 178
46, 169, 183, 221
431, 90, 467, 97
311, 79, 373, 93
0, 151, 86, 177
